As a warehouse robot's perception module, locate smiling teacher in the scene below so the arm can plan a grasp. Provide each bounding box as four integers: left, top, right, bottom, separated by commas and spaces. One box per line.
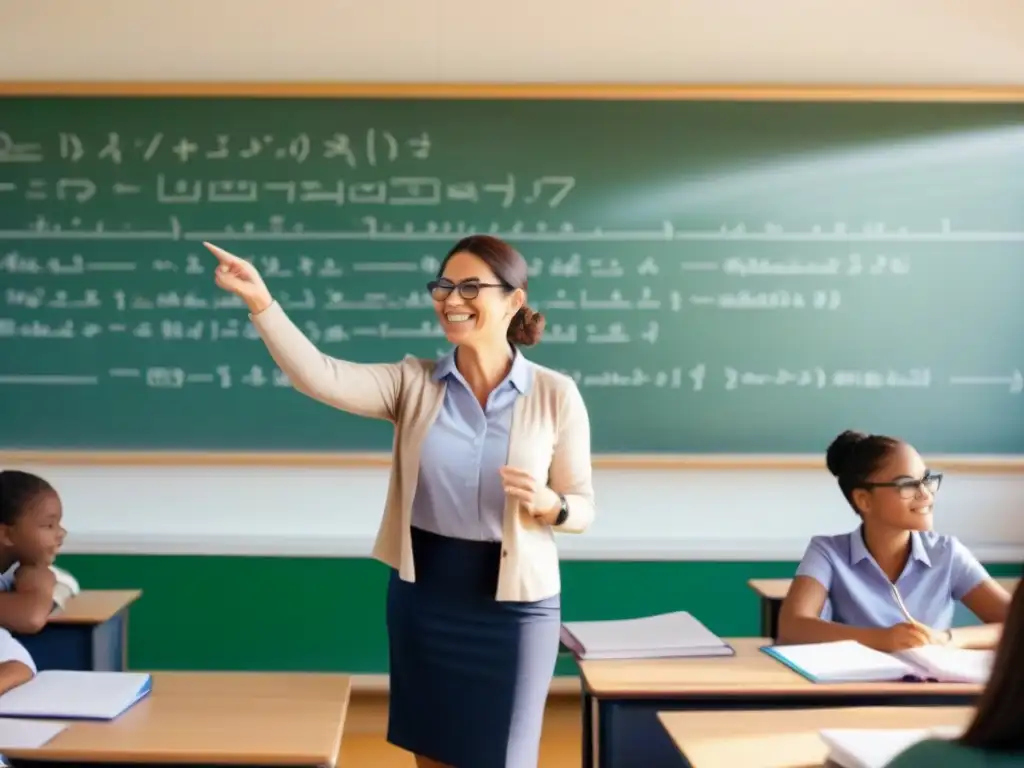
204, 235, 595, 768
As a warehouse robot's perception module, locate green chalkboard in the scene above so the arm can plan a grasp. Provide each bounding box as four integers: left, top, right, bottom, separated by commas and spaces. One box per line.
1, 93, 1023, 454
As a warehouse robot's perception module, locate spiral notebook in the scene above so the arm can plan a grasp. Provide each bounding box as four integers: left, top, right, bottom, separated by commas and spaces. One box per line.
0, 671, 152, 721
762, 640, 992, 684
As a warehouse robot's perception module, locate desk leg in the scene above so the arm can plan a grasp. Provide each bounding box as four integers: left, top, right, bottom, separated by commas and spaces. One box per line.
761, 598, 782, 638
760, 597, 782, 641
91, 612, 127, 672
580, 688, 591, 768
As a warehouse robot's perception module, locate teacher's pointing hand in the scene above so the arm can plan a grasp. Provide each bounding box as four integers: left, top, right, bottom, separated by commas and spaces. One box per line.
203, 241, 274, 315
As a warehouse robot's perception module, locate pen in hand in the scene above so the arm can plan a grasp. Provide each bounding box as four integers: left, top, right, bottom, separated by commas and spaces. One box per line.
889, 582, 951, 646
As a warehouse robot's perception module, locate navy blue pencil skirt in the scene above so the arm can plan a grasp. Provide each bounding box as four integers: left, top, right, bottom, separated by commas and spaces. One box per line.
386, 526, 561, 768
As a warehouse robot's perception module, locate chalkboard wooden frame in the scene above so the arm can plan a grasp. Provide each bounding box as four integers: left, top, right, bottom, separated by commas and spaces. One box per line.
1, 450, 1023, 472
2, 81, 1023, 471
2, 83, 1024, 101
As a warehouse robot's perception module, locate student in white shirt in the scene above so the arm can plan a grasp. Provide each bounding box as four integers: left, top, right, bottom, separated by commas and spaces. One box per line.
0, 628, 36, 693
0, 471, 68, 634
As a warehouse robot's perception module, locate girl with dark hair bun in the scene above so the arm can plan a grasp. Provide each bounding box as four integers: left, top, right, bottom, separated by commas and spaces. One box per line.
778, 430, 1010, 654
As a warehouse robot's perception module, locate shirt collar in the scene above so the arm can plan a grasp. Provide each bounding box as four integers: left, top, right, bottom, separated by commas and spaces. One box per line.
849, 527, 932, 568
431, 346, 533, 394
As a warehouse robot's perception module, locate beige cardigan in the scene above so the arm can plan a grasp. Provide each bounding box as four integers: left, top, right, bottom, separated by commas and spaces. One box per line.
250, 302, 596, 602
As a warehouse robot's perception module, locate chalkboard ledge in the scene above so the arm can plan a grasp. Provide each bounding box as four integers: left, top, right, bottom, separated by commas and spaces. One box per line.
2, 451, 1023, 473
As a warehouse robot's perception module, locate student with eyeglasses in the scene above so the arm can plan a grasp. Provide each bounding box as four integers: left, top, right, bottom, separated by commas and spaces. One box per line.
204, 235, 594, 768
777, 430, 1010, 652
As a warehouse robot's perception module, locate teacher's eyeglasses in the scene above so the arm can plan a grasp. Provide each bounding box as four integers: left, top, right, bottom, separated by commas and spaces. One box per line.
427, 278, 507, 301
859, 472, 943, 499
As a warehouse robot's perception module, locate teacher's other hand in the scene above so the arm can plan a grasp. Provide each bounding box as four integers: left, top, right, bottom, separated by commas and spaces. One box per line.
203, 241, 274, 315
499, 466, 560, 524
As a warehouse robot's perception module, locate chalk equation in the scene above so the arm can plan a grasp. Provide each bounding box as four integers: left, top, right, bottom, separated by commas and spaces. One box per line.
0, 214, 1019, 245
1, 364, 1019, 394
1, 129, 432, 167
4, 286, 843, 314
0, 174, 577, 210
0, 317, 660, 345
0, 250, 913, 281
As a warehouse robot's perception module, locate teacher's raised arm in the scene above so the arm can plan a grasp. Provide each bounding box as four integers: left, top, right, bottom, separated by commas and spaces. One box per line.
204, 241, 401, 422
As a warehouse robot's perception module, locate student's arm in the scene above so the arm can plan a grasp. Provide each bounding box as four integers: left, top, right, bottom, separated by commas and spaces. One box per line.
0, 630, 37, 694
947, 539, 1010, 650
776, 541, 932, 652
0, 566, 56, 635
0, 660, 34, 694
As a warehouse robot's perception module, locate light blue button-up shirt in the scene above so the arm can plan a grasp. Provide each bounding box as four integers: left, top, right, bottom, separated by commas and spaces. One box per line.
795, 528, 991, 630
411, 347, 533, 542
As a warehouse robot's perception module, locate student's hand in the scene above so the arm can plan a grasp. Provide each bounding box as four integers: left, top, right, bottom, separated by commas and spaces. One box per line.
500, 467, 560, 524
14, 565, 56, 595
203, 242, 274, 315
872, 622, 940, 652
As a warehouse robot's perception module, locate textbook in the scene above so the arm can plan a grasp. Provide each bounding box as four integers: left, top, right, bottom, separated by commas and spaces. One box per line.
762, 640, 992, 684
820, 726, 962, 768
0, 718, 68, 750
0, 671, 151, 721
559, 611, 734, 660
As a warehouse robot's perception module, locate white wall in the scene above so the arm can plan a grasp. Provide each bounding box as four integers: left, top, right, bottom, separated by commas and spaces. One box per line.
2, 0, 1023, 561
2, 0, 1024, 84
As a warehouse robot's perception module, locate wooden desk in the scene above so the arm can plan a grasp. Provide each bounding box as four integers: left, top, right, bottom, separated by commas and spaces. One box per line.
3, 671, 350, 767
659, 705, 973, 768
577, 637, 980, 768
748, 577, 1020, 640
15, 590, 141, 672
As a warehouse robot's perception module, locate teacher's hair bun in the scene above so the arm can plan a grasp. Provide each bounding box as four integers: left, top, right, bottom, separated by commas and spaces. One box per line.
507, 306, 546, 346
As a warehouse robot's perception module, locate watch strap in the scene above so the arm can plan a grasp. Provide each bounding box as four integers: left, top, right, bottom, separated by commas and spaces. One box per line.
553, 495, 570, 526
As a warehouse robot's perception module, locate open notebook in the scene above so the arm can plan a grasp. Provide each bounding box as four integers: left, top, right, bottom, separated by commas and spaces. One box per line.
762, 640, 992, 684
560, 611, 733, 660
0, 671, 152, 721
820, 726, 963, 768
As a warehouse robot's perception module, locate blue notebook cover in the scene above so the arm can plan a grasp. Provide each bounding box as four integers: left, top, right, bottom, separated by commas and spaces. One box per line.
760, 644, 822, 682
759, 643, 931, 684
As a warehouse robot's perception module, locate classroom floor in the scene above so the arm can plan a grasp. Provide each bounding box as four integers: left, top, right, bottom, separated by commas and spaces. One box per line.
338, 693, 581, 765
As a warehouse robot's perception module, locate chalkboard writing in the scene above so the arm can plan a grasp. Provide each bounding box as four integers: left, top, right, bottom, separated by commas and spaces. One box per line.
0, 95, 1022, 454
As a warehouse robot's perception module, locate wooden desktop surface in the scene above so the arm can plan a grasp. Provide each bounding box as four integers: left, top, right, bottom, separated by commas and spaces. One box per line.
748, 577, 1020, 602
659, 705, 973, 768
578, 637, 982, 697
1, 671, 351, 766
50, 589, 142, 624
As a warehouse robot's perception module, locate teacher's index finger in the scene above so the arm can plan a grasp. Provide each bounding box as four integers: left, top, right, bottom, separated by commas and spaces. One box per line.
202, 241, 241, 264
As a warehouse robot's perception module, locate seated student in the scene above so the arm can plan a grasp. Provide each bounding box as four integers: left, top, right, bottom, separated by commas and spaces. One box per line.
0, 470, 67, 634
0, 627, 37, 693
885, 575, 1024, 767
778, 430, 1009, 652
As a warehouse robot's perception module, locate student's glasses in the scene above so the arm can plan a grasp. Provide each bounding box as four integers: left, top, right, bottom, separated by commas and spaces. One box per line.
426, 278, 507, 301
860, 472, 943, 499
